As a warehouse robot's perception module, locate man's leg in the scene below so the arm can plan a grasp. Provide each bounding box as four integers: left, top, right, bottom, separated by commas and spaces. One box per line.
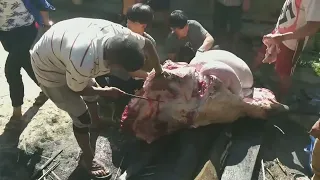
213, 1, 228, 48
40, 85, 110, 177
229, 5, 243, 54
2, 32, 24, 119
274, 43, 295, 101
312, 138, 320, 180
4, 51, 24, 118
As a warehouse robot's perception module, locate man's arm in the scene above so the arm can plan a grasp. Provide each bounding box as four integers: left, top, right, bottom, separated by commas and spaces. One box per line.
77, 85, 105, 96
129, 38, 162, 79
129, 70, 148, 79
40, 11, 51, 26
281, 22, 320, 41
269, 0, 320, 43
71, 79, 124, 98
199, 33, 214, 51
143, 38, 163, 76
192, 20, 214, 51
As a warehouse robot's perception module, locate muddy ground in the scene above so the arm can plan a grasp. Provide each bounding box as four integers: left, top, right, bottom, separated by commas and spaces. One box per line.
0, 6, 320, 180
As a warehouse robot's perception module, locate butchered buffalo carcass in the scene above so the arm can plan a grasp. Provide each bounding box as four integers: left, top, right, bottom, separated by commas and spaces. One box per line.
121, 56, 288, 143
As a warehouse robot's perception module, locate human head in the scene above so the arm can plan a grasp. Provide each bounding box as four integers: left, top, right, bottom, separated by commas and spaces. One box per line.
126, 3, 154, 34
169, 10, 189, 38
104, 35, 144, 72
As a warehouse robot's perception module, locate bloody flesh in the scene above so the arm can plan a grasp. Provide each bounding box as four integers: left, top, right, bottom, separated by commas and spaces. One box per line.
120, 60, 286, 143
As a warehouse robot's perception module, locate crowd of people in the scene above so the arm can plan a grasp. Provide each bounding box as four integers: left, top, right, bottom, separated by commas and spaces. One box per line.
1, 0, 320, 179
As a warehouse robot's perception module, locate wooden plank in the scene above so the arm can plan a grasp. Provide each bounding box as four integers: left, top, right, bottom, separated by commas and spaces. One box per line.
126, 124, 227, 180
194, 160, 219, 180
220, 119, 264, 180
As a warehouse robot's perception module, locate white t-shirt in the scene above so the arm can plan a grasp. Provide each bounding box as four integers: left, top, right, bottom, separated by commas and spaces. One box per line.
31, 18, 145, 92
274, 0, 320, 50
0, 0, 35, 31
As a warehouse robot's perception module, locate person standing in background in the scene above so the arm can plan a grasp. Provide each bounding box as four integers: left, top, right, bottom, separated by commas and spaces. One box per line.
213, 0, 250, 53
121, 0, 144, 24
0, 0, 54, 123
147, 0, 171, 32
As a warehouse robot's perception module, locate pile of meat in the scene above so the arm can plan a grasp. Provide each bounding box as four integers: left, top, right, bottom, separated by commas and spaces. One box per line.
121, 54, 288, 143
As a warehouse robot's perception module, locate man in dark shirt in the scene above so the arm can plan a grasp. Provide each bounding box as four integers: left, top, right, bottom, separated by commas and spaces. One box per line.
165, 10, 215, 63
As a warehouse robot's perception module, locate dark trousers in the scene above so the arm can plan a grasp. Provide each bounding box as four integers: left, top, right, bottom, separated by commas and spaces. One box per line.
0, 22, 39, 107
213, 1, 242, 36
95, 75, 144, 110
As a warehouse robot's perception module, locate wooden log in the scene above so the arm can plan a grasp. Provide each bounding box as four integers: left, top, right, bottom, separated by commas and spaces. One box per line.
194, 160, 218, 180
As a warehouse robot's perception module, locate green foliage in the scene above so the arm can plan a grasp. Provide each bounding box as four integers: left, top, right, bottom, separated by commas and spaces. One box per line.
298, 51, 320, 76
297, 32, 320, 76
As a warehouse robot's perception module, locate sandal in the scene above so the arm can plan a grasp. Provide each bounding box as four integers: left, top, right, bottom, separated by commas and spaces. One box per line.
33, 92, 48, 106
80, 156, 112, 179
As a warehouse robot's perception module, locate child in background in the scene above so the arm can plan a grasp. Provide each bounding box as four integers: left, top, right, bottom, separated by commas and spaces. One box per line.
95, 3, 156, 114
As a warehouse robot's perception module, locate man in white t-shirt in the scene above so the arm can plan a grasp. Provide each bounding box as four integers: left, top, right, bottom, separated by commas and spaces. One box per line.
31, 17, 163, 178
252, 0, 320, 101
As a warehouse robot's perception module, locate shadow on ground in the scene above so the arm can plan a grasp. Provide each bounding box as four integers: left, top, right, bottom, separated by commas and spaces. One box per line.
0, 105, 42, 180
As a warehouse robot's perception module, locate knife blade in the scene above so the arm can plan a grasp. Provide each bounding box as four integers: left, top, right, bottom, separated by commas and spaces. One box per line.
124, 93, 164, 102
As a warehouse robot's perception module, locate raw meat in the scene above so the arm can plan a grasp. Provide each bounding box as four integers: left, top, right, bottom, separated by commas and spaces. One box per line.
261, 35, 280, 64
121, 60, 288, 143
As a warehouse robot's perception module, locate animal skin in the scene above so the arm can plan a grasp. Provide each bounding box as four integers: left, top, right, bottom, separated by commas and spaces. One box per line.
121, 60, 289, 144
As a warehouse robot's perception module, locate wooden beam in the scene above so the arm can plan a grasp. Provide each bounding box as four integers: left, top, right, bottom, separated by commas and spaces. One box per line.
194, 160, 219, 180
220, 118, 264, 180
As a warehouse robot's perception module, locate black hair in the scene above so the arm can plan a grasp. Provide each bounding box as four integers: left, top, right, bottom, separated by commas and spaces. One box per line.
104, 35, 144, 72
169, 10, 188, 29
126, 3, 154, 25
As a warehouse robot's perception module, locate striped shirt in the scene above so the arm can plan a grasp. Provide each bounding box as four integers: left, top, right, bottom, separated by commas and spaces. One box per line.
31, 18, 145, 92
217, 0, 242, 7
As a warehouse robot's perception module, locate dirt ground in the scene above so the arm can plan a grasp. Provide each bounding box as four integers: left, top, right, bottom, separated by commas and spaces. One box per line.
0, 7, 320, 180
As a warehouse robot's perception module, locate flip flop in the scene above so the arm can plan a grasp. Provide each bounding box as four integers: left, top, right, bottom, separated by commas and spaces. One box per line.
80, 156, 112, 179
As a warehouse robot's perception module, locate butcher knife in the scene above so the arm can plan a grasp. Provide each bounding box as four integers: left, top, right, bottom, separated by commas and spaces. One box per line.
124, 92, 164, 102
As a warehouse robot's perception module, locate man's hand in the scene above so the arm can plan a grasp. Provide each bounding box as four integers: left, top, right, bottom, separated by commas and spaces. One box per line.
310, 120, 320, 139
101, 87, 125, 98
263, 33, 285, 45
